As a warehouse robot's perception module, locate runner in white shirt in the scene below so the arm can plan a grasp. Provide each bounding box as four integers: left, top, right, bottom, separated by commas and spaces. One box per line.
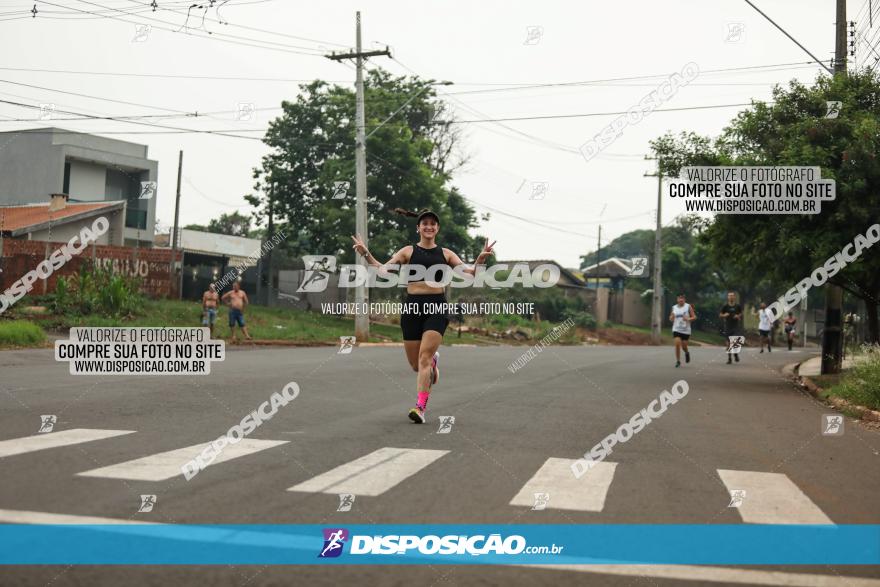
757, 302, 773, 353
669, 293, 697, 368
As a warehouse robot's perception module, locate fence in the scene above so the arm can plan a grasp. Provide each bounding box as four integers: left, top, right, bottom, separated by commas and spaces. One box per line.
0, 239, 181, 299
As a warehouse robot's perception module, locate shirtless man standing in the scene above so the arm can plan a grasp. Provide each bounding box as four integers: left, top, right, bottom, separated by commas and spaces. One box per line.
222, 281, 252, 342
202, 283, 220, 337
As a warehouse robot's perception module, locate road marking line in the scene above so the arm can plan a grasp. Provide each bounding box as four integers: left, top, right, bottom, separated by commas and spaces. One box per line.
0, 509, 154, 525
717, 469, 833, 524
522, 565, 880, 586
77, 438, 288, 481
0, 429, 135, 459
0, 510, 307, 550
509, 457, 617, 511
287, 447, 448, 496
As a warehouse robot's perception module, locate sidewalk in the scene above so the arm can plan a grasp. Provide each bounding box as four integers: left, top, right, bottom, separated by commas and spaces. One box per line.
797, 355, 856, 376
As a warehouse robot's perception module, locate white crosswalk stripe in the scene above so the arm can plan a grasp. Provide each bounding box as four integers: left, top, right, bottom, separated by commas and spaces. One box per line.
77, 438, 289, 481
509, 457, 618, 511
288, 447, 448, 496
0, 429, 135, 458
718, 469, 833, 524
0, 430, 842, 526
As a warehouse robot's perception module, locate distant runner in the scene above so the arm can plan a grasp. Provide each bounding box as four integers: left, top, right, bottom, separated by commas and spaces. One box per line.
784, 311, 798, 351
757, 302, 772, 353
201, 283, 219, 337
222, 281, 252, 342
669, 293, 696, 368
720, 291, 743, 364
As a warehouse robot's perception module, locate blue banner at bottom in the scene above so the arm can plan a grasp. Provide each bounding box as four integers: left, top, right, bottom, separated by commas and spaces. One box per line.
0, 524, 878, 565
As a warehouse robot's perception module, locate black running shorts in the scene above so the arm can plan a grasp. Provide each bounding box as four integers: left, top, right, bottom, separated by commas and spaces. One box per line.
401, 293, 449, 341
673, 331, 690, 341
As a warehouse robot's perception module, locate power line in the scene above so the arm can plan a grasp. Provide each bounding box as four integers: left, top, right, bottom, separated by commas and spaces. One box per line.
0, 99, 264, 140
184, 175, 245, 208
434, 102, 761, 125
742, 0, 833, 75
0, 77, 189, 114
441, 61, 824, 96
388, 57, 583, 155
128, 0, 350, 48
32, 0, 328, 56
0, 65, 354, 83
0, 60, 824, 88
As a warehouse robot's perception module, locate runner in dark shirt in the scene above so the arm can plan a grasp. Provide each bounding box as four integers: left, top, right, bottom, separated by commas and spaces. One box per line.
719, 291, 743, 364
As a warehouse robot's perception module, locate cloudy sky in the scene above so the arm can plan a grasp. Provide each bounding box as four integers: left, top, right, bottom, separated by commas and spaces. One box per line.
0, 0, 871, 267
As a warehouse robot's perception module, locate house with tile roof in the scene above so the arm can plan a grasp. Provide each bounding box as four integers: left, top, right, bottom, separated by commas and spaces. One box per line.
0, 194, 125, 245
0, 128, 158, 247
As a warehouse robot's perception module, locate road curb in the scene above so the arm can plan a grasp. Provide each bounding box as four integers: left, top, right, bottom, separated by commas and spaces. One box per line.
792, 359, 880, 423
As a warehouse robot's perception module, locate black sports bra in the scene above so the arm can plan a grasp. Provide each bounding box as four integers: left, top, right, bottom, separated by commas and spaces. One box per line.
408, 243, 448, 282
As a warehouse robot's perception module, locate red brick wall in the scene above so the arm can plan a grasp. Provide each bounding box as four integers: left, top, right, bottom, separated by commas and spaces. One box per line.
0, 239, 182, 298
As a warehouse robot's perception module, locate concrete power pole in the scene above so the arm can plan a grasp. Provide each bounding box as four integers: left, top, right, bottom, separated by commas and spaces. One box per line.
171, 150, 183, 299
644, 159, 663, 344
822, 0, 847, 374
834, 0, 847, 74
595, 225, 601, 292
327, 13, 391, 342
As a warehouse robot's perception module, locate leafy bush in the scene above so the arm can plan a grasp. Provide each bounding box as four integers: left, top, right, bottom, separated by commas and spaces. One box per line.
0, 320, 46, 346
828, 350, 880, 410
53, 276, 70, 314
563, 309, 597, 330
487, 313, 532, 329
51, 264, 145, 318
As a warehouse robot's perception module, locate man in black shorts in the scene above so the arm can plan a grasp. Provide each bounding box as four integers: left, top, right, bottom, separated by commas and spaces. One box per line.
720, 291, 743, 364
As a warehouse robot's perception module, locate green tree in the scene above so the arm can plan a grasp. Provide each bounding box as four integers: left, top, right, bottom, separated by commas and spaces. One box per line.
247, 69, 477, 262
651, 70, 880, 342
183, 212, 254, 238
579, 229, 653, 269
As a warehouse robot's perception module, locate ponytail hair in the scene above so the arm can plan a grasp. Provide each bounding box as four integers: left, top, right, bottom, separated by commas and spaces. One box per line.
392, 207, 419, 218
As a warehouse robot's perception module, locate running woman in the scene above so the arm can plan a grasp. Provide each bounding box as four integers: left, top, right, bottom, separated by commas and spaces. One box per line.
757, 302, 772, 353
351, 209, 495, 424
719, 291, 743, 364
784, 311, 798, 351
669, 293, 696, 368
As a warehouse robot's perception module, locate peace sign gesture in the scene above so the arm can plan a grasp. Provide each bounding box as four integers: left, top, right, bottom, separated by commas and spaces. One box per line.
350, 233, 368, 257
476, 238, 496, 264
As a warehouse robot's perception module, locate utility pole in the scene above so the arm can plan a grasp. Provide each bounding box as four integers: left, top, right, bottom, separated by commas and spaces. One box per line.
644, 158, 663, 344
595, 225, 601, 292
327, 13, 391, 342
834, 0, 847, 74
171, 150, 183, 299
822, 0, 847, 373
262, 183, 274, 304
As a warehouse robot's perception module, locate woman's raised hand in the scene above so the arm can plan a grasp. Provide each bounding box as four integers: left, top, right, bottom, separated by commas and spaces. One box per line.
351, 234, 368, 257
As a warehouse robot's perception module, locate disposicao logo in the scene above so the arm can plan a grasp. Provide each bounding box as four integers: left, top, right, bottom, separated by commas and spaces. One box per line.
318, 528, 349, 558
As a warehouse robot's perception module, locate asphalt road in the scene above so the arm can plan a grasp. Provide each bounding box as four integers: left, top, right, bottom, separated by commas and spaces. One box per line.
1, 340, 878, 587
